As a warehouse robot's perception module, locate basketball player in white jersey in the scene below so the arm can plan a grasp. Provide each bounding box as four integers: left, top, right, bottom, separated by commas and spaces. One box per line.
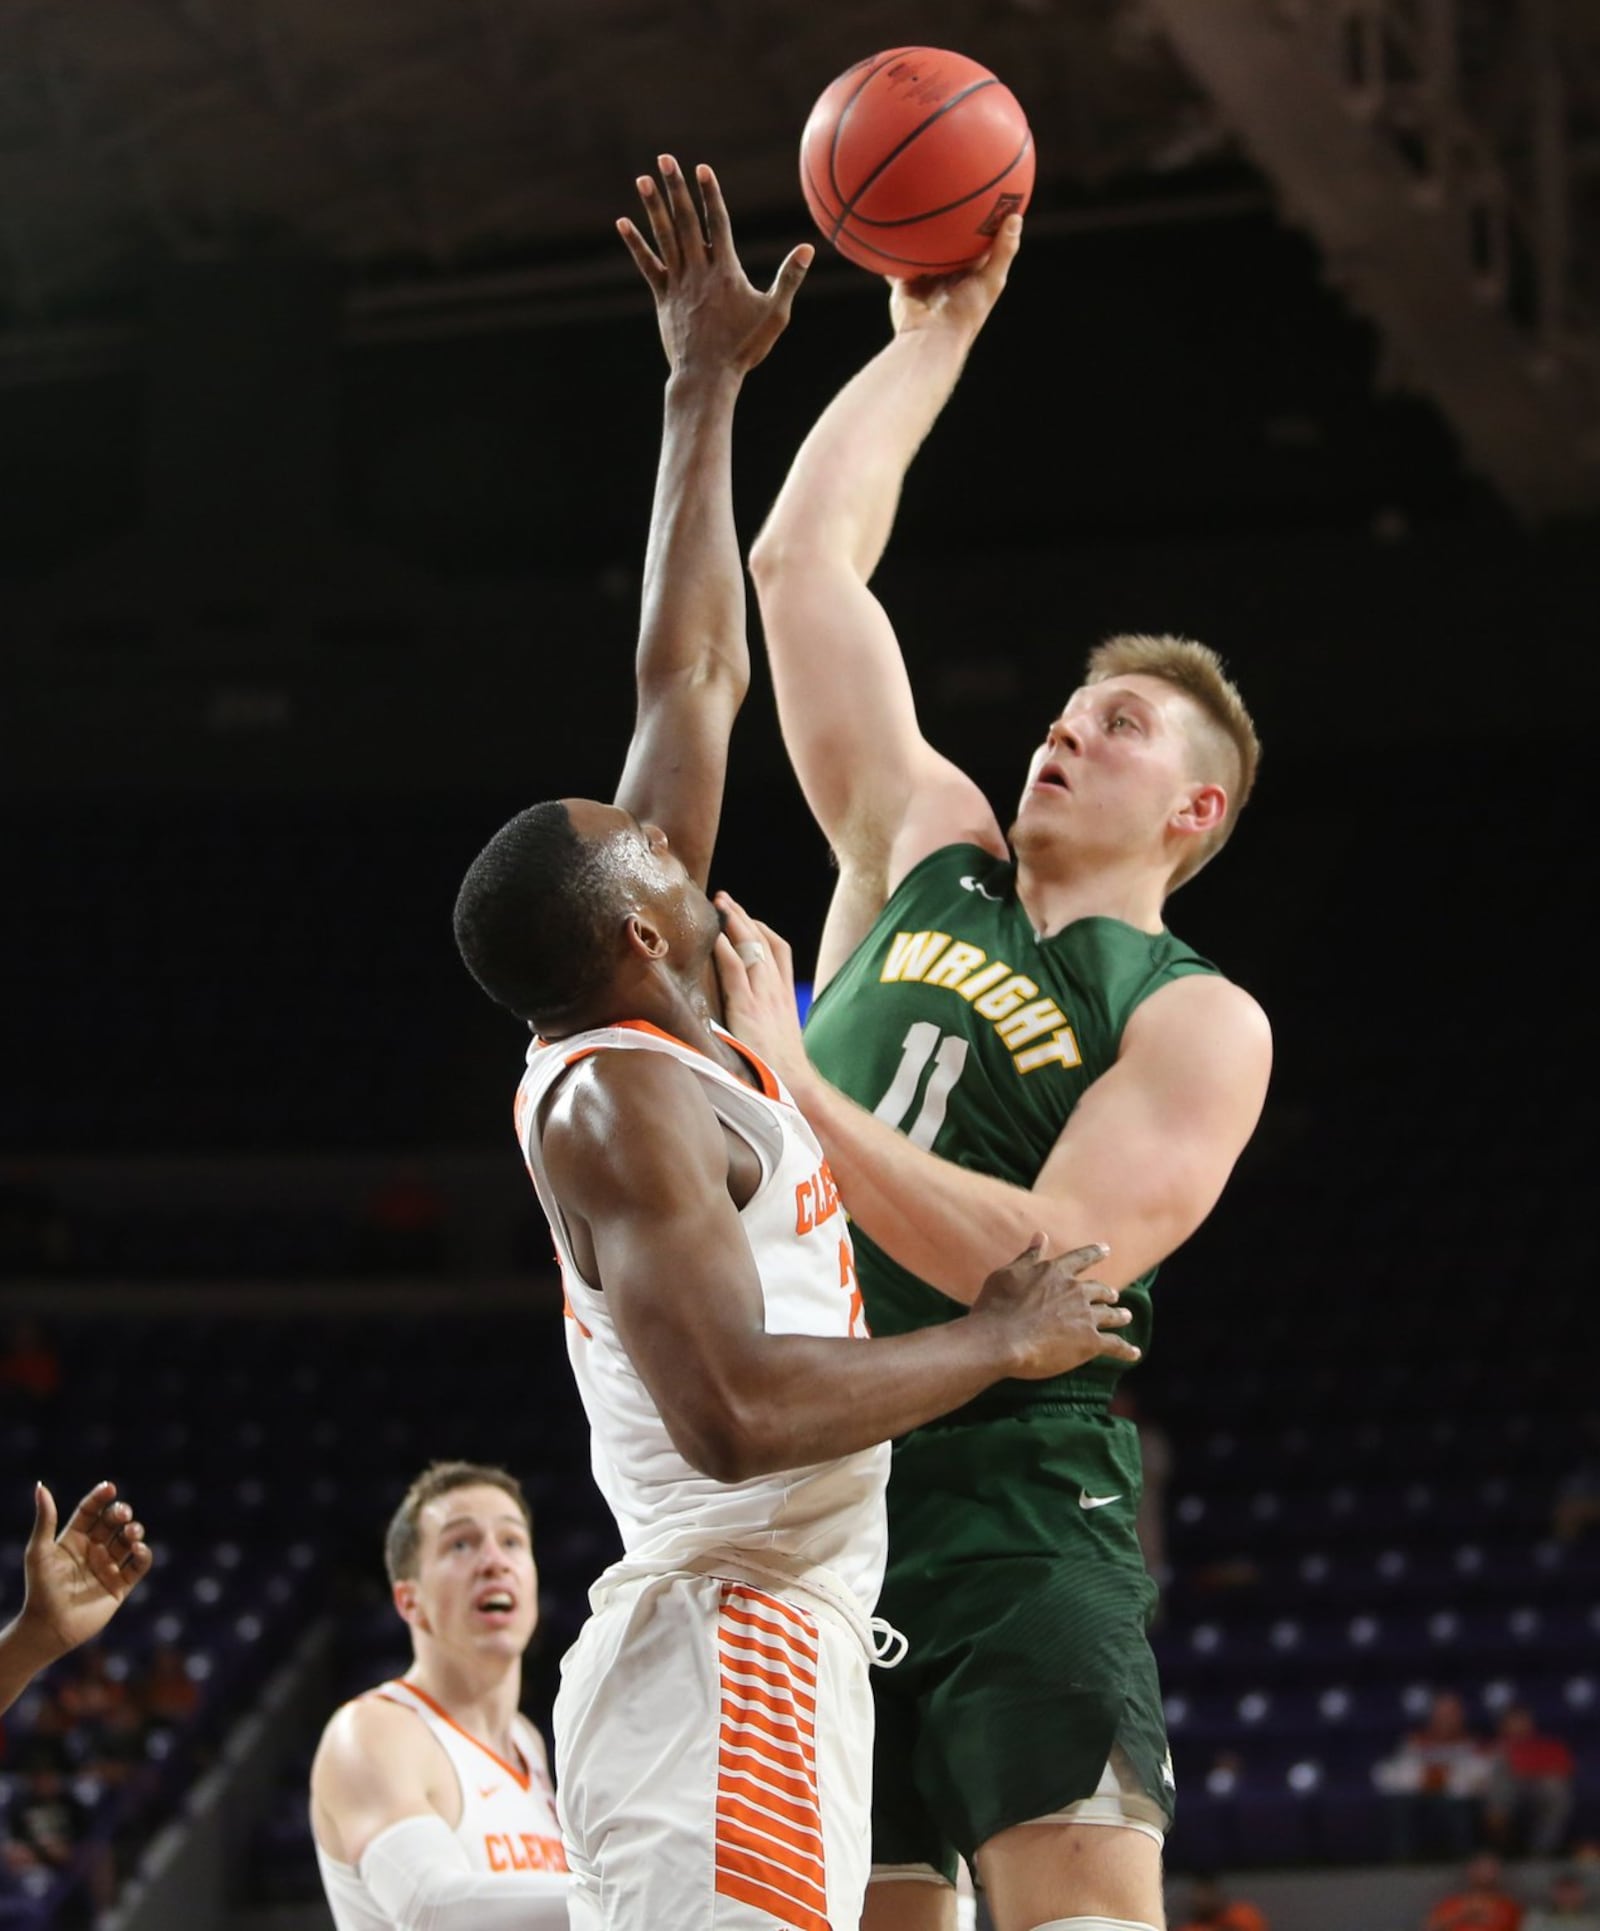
309, 1461, 570, 1930
451, 160, 1138, 1931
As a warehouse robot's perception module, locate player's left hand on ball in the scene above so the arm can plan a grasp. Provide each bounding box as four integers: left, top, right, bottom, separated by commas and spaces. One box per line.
616, 156, 812, 376
713, 893, 810, 1089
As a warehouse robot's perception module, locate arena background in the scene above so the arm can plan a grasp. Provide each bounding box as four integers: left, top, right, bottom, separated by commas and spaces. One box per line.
2, 3, 1597, 1928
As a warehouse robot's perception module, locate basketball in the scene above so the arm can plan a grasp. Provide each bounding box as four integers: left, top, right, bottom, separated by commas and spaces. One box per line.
799, 47, 1035, 279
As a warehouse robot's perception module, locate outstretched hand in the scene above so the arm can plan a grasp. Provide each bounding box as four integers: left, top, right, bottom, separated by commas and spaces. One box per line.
23, 1480, 152, 1663
889, 213, 1022, 341
618, 156, 813, 377
713, 891, 813, 1098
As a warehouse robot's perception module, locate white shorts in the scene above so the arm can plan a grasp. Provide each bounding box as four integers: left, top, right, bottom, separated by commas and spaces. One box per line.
554, 1569, 873, 1931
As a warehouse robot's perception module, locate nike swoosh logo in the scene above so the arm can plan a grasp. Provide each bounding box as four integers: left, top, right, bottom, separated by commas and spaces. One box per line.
477, 1784, 501, 1800
1079, 1489, 1122, 1510
959, 874, 1003, 902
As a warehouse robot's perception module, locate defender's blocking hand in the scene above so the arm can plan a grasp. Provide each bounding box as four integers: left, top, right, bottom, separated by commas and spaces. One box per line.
618, 157, 813, 377
970, 1235, 1140, 1381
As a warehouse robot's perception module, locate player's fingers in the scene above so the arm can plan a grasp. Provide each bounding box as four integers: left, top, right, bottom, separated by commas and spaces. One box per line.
121, 1540, 154, 1583
767, 243, 814, 316
636, 171, 679, 271
657, 154, 705, 253
695, 164, 735, 255
1009, 1231, 1049, 1265
1052, 1241, 1110, 1277
713, 890, 759, 941
616, 217, 667, 291
713, 932, 749, 985
1102, 1335, 1142, 1361
61, 1479, 116, 1545
26, 1481, 57, 1554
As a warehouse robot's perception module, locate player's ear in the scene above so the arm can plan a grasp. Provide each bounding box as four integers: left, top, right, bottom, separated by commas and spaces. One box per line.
624, 913, 669, 962
393, 1579, 423, 1630
1175, 782, 1227, 837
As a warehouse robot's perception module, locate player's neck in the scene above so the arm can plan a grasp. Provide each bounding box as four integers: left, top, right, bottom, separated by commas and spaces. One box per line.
1013, 852, 1167, 939
405, 1653, 525, 1766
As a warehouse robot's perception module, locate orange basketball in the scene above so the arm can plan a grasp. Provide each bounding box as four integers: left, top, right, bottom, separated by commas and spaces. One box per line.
799, 47, 1035, 278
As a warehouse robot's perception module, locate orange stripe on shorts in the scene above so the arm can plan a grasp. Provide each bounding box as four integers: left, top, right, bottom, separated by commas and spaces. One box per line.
713, 1583, 829, 1929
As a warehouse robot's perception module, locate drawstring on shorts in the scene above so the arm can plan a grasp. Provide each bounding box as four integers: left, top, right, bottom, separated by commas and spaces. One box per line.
870, 1616, 908, 1668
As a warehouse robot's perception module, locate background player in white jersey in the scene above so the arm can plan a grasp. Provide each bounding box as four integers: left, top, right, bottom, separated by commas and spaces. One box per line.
310, 1461, 570, 1931
451, 161, 1140, 1931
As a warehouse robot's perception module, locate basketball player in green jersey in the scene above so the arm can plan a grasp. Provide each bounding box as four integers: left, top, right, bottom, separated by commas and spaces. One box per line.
716, 216, 1273, 1931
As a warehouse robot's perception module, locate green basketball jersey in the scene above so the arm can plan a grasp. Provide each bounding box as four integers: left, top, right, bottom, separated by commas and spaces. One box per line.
803, 841, 1219, 1409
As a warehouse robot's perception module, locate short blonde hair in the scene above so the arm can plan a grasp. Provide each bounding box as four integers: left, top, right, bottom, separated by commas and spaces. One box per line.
1084, 632, 1261, 890
383, 1460, 532, 1583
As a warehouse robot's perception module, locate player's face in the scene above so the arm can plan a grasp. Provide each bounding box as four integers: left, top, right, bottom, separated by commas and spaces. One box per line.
1010, 675, 1206, 864
570, 800, 720, 965
403, 1484, 539, 1661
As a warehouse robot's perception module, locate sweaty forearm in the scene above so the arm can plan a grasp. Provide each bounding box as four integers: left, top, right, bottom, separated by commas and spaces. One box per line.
791, 1072, 1068, 1303
637, 368, 749, 689
754, 326, 975, 582
727, 1313, 1017, 1476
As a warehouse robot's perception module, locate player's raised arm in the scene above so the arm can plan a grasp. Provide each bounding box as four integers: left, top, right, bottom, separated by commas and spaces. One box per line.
611, 158, 811, 889
747, 225, 1023, 974
540, 1050, 1137, 1478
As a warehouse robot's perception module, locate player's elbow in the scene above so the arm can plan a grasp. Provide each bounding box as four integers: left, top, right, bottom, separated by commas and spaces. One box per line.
665, 1391, 773, 1485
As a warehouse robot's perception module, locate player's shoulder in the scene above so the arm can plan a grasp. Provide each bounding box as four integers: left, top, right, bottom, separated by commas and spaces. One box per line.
1128, 970, 1272, 1058
315, 1686, 429, 1760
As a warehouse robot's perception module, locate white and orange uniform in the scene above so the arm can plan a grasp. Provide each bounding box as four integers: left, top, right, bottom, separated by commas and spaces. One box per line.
316, 1678, 566, 1931
516, 1020, 892, 1931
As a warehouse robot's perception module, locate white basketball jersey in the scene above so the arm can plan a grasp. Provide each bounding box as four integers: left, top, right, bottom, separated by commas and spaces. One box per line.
316, 1679, 565, 1931
515, 1019, 889, 1618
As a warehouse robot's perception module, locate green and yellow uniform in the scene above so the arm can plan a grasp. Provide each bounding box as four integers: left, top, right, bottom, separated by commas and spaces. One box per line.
803, 842, 1219, 1875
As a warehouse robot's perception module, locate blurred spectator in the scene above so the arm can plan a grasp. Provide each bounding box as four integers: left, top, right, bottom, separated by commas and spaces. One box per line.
1485, 1704, 1577, 1859
1552, 1417, 1600, 1546
0, 1315, 62, 1405
1424, 1853, 1525, 1931
1524, 1870, 1600, 1930
141, 1641, 202, 1729
11, 1764, 86, 1876
1110, 1384, 1174, 1609
1377, 1689, 1492, 1861
1176, 1871, 1270, 1930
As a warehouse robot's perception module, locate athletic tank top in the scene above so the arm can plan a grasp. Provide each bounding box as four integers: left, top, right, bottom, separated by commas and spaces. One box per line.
516, 1019, 888, 1619
802, 843, 1220, 1409
314, 1678, 564, 1931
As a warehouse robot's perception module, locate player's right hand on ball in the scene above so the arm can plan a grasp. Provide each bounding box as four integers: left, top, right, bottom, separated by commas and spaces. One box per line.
971, 1234, 1139, 1380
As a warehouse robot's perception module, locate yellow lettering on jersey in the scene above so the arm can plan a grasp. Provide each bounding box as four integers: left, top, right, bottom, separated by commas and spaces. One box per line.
996, 998, 1068, 1049
881, 930, 951, 983
921, 940, 987, 990
954, 960, 1011, 1002
972, 973, 1037, 1020
879, 933, 1081, 1076
1013, 1027, 1083, 1074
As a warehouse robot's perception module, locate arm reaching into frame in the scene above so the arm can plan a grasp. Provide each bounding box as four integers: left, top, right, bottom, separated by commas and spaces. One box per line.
611, 157, 812, 889
1, 1480, 152, 1716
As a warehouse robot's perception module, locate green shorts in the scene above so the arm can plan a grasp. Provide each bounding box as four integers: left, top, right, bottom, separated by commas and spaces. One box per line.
869, 1402, 1172, 1883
